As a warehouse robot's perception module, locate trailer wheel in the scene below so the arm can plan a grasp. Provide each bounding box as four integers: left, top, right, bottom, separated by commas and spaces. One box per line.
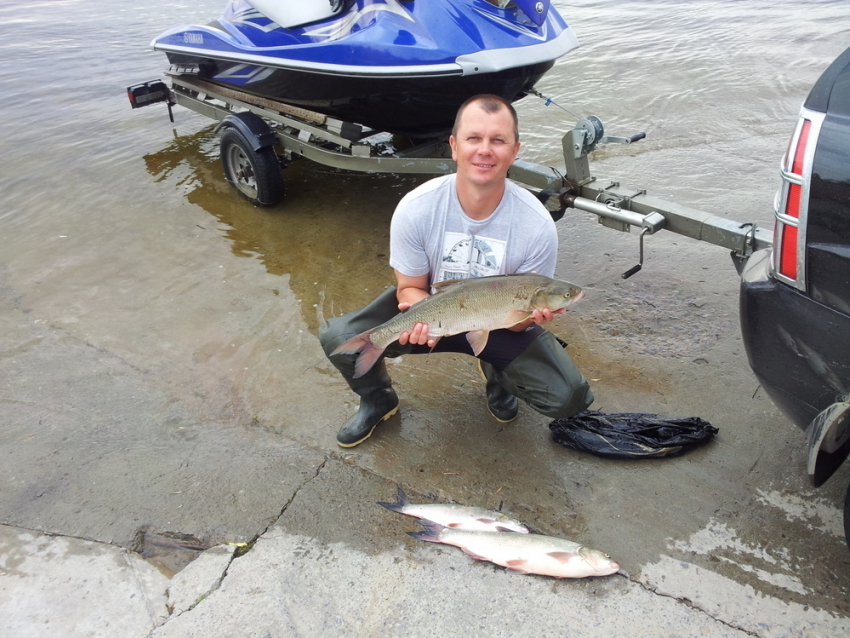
220, 127, 284, 206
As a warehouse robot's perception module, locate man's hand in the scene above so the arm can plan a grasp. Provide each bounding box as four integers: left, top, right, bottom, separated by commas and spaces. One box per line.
395, 270, 439, 348
396, 302, 439, 348
508, 307, 567, 332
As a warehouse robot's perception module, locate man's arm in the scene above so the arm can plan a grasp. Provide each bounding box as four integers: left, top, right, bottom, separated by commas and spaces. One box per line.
395, 270, 438, 347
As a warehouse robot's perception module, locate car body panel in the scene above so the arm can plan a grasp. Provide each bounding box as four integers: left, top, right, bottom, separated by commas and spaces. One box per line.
739, 45, 850, 487
740, 249, 850, 430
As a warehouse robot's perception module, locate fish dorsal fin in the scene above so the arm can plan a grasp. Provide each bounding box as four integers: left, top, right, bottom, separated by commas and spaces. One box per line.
432, 279, 464, 292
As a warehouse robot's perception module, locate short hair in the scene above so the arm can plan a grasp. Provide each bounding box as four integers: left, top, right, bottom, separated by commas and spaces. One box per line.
452, 94, 519, 142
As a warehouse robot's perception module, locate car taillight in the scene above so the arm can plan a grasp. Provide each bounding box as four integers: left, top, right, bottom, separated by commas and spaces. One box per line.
773, 111, 822, 290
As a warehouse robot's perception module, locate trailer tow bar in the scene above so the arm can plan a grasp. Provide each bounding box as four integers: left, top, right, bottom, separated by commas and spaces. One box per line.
553, 114, 773, 273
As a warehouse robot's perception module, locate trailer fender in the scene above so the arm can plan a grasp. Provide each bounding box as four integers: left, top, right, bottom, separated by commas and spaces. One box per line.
215, 112, 276, 151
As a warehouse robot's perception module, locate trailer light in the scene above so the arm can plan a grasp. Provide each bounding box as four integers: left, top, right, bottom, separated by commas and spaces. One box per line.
127, 80, 171, 109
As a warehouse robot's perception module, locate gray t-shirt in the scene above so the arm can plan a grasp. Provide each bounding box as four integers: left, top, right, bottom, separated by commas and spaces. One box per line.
389, 174, 558, 289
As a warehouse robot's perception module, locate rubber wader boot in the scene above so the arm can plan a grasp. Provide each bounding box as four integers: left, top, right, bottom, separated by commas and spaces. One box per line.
319, 287, 407, 448
336, 360, 399, 448
498, 331, 594, 419
478, 359, 519, 422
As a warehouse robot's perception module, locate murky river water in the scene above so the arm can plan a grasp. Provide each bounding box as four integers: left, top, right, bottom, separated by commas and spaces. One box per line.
1, 1, 849, 418
2, 0, 848, 313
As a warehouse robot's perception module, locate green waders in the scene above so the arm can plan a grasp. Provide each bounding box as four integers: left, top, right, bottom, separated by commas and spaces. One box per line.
319, 287, 594, 447
319, 288, 410, 447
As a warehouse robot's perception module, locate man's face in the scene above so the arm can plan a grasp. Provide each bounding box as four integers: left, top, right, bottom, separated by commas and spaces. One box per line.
449, 103, 520, 189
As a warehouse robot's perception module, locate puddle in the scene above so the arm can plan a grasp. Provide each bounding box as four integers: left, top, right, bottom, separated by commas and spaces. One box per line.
137, 530, 210, 578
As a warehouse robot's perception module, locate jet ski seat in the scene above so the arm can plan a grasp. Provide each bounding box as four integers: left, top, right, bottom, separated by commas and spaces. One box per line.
248, 0, 346, 30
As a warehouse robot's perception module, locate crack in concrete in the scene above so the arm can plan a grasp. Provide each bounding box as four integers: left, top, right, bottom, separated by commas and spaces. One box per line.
150, 455, 332, 633
0, 522, 112, 548
234, 455, 331, 555
620, 571, 761, 637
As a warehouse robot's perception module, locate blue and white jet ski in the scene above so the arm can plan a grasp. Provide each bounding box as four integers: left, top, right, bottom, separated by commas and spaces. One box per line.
152, 0, 578, 136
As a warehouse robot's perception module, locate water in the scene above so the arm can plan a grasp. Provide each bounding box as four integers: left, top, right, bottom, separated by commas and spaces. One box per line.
0, 1, 848, 360
2, 0, 848, 271
0, 0, 847, 354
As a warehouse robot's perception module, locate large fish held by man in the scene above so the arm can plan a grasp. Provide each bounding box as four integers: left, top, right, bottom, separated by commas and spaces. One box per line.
331, 274, 584, 378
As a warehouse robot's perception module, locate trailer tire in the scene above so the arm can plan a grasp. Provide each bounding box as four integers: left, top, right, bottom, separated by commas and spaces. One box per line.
220, 127, 285, 206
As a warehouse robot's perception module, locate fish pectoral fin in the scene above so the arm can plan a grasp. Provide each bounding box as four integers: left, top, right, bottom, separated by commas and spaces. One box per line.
476, 517, 497, 524
495, 526, 516, 533
466, 330, 490, 356
504, 309, 532, 327
505, 559, 528, 566
547, 551, 577, 564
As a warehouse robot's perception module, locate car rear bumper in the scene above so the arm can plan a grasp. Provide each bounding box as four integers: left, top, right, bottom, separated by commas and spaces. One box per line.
739, 249, 850, 431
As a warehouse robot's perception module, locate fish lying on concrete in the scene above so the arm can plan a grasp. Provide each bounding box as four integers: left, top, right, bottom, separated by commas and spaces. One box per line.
409, 520, 619, 579
332, 274, 584, 378
378, 487, 530, 533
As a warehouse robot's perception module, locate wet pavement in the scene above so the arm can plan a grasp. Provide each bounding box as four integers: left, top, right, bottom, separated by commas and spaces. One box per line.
3, 0, 850, 636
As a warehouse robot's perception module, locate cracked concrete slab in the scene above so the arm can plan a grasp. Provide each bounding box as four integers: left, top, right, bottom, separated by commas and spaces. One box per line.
643, 556, 850, 637
0, 311, 328, 549
0, 524, 169, 638
149, 459, 748, 638
167, 543, 236, 615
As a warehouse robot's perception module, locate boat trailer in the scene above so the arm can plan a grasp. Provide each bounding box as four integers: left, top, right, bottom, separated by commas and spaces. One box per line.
129, 77, 773, 276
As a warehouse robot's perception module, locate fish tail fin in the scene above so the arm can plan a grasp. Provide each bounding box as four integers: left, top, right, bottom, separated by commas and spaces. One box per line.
378, 486, 410, 514
330, 330, 385, 379
407, 519, 445, 543
352, 341, 385, 379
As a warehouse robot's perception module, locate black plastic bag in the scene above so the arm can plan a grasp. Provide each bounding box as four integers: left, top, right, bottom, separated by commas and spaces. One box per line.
549, 410, 718, 459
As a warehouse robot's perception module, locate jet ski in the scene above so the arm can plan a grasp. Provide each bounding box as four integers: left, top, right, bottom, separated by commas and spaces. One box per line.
151, 0, 578, 137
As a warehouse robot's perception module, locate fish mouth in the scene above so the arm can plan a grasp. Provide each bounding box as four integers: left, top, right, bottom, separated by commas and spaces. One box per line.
572, 290, 585, 304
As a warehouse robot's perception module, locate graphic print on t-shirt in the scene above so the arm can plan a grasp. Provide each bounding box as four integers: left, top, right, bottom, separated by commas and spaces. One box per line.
437, 232, 506, 282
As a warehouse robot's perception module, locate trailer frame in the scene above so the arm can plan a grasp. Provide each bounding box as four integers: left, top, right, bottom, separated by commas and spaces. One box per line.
156, 75, 772, 268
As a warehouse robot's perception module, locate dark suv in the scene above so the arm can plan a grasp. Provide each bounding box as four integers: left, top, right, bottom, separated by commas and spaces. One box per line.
740, 46, 850, 546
